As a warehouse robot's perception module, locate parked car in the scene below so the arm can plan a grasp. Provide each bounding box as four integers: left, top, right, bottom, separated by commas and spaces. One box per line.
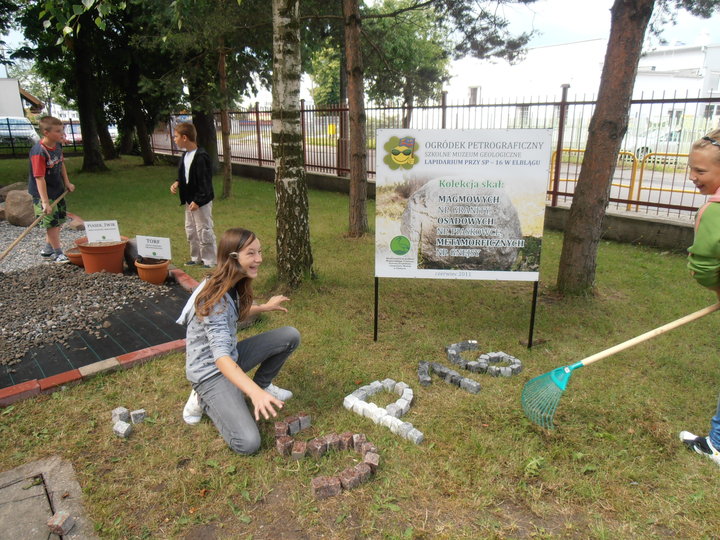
0, 116, 40, 145
62, 123, 82, 144
621, 128, 700, 161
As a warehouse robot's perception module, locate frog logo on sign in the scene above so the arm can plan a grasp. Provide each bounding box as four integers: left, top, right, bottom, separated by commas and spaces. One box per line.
383, 136, 419, 170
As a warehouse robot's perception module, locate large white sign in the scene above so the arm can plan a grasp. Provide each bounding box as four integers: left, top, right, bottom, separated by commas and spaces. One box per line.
375, 129, 551, 281
85, 220, 121, 243
136, 235, 172, 260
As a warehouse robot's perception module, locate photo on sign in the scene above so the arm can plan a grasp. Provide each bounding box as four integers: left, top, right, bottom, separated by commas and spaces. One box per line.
375, 129, 550, 280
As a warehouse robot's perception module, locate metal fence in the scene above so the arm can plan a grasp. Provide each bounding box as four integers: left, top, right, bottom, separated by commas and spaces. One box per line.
0, 118, 84, 157
151, 91, 720, 221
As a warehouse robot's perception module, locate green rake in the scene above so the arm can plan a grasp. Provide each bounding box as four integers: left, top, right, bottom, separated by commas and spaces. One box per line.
522, 302, 720, 429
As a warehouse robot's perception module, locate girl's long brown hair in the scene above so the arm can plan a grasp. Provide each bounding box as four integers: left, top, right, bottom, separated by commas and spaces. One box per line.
194, 228, 256, 320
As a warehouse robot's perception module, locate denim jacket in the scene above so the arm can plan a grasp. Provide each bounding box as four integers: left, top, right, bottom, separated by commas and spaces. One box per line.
177, 281, 238, 384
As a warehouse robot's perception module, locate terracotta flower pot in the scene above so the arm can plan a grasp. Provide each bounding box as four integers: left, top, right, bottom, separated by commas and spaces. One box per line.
76, 236, 128, 274
65, 247, 84, 267
135, 257, 170, 285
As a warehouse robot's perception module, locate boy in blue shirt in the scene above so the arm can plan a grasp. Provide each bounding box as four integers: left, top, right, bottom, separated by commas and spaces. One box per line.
28, 116, 75, 263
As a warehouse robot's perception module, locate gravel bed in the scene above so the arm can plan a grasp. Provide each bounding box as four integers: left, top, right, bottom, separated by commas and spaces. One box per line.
0, 220, 86, 273
0, 221, 175, 367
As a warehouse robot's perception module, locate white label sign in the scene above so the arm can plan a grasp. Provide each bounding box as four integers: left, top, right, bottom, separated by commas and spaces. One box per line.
85, 220, 121, 243
136, 235, 172, 260
374, 129, 551, 282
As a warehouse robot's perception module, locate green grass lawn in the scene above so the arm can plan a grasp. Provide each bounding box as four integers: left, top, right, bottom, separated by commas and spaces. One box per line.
1, 155, 719, 539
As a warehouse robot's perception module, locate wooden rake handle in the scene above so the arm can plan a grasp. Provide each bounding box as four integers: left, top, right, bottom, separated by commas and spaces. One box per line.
0, 191, 68, 263
581, 302, 720, 368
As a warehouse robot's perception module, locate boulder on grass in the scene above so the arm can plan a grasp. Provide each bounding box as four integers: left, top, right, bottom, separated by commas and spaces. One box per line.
0, 182, 28, 202
5, 191, 35, 227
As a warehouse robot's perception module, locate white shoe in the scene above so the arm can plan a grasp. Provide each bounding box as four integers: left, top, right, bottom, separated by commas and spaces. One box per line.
183, 389, 203, 425
680, 430, 720, 468
263, 383, 293, 401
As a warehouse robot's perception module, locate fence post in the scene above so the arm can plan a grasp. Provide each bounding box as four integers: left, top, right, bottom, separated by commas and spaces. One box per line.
337, 100, 349, 177
551, 84, 570, 207
254, 102, 263, 167
5, 118, 15, 155
441, 91, 447, 129
300, 98, 307, 167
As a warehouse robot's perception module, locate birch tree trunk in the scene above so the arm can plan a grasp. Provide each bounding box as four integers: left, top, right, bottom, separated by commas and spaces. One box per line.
272, 0, 314, 288
343, 0, 369, 237
218, 39, 233, 199
556, 0, 655, 295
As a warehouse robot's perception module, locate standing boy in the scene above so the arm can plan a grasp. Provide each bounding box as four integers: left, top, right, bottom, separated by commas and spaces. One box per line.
28, 116, 75, 263
680, 129, 720, 469
170, 122, 217, 268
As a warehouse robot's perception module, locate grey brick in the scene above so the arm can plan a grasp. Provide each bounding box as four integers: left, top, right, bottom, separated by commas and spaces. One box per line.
385, 403, 402, 418
113, 420, 132, 438
343, 394, 359, 410
130, 409, 146, 424
397, 422, 414, 438
381, 378, 397, 391
460, 378, 481, 394
406, 428, 424, 445
111, 407, 129, 423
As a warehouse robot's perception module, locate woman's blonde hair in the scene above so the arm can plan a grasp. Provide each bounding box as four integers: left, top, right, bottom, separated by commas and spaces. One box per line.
693, 128, 720, 159
194, 228, 256, 320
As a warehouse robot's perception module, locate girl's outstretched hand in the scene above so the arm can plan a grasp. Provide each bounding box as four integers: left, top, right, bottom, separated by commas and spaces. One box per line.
263, 295, 290, 313
250, 388, 284, 421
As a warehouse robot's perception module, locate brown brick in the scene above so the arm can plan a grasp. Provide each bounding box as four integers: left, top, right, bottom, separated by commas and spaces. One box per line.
291, 440, 307, 460
274, 421, 289, 438
338, 466, 362, 490
276, 435, 294, 456
324, 433, 341, 451
354, 462, 372, 483
364, 451, 380, 472
311, 476, 342, 499
307, 437, 328, 458
352, 433, 367, 449
360, 441, 378, 456
339, 432, 354, 450
47, 510, 75, 535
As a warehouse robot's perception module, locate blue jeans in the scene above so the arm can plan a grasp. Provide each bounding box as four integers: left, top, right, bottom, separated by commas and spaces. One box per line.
710, 394, 720, 448
194, 326, 300, 455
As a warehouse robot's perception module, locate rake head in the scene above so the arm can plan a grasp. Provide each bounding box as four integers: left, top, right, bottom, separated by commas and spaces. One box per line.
521, 363, 582, 429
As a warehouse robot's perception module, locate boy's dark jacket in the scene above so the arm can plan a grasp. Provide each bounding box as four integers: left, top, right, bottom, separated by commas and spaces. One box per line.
177, 148, 214, 207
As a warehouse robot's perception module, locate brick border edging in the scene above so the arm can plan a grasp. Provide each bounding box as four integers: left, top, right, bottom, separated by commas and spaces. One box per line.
0, 269, 199, 407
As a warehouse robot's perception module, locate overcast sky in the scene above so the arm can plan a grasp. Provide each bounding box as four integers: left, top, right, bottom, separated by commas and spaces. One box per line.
504, 0, 720, 48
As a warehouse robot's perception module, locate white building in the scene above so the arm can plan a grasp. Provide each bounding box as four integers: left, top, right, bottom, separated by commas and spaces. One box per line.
445, 39, 720, 103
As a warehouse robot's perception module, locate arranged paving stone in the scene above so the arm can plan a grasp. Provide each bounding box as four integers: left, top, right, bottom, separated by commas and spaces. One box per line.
311, 476, 342, 500
291, 440, 307, 460
424, 362, 482, 395
275, 428, 380, 499
446, 340, 523, 376
276, 435, 294, 456
343, 380, 424, 444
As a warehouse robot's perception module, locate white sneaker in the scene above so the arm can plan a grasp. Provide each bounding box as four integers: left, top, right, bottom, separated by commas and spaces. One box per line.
53, 253, 70, 264
263, 383, 293, 401
183, 389, 203, 425
679, 430, 720, 468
